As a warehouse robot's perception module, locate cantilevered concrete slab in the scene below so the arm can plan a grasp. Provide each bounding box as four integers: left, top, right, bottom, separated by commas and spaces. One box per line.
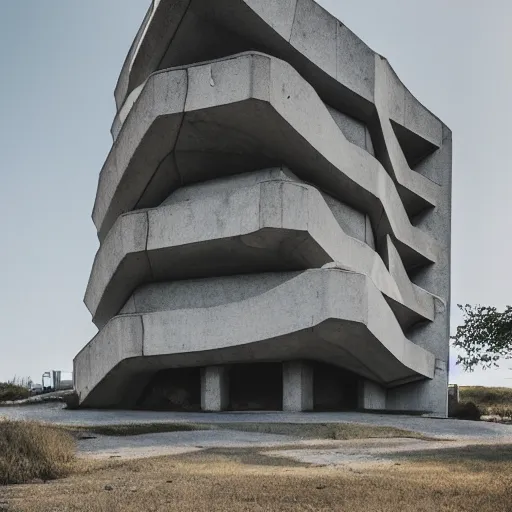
86, 170, 434, 330
113, 0, 443, 160
94, 54, 439, 267
76, 0, 452, 416
75, 269, 435, 408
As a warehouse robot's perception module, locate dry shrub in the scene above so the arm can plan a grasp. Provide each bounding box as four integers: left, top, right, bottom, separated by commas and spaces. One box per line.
0, 383, 30, 402
0, 420, 75, 485
488, 405, 512, 419
460, 386, 512, 419
451, 401, 481, 421
460, 386, 512, 406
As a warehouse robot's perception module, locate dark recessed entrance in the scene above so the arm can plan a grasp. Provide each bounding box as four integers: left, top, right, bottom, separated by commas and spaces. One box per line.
136, 367, 201, 411
313, 362, 358, 411
229, 362, 283, 411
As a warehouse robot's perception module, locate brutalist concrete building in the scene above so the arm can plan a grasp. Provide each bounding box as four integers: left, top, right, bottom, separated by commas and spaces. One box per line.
75, 0, 452, 416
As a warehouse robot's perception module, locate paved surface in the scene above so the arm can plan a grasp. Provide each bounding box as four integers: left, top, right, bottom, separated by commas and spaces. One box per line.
2, 403, 512, 440
77, 432, 487, 464
78, 430, 308, 460
3, 403, 512, 465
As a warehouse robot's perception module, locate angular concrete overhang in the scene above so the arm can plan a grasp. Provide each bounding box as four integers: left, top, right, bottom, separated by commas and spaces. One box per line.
113, 0, 446, 169
86, 170, 435, 330
94, 53, 440, 271
75, 269, 436, 408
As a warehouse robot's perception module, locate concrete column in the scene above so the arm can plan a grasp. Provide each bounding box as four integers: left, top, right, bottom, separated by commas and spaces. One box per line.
201, 366, 229, 412
358, 379, 386, 410
283, 361, 313, 412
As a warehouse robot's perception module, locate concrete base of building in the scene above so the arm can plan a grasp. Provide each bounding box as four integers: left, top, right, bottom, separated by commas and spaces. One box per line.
75, 269, 436, 412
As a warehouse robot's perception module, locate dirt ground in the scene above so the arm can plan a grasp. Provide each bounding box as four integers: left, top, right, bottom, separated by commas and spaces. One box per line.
3, 442, 512, 512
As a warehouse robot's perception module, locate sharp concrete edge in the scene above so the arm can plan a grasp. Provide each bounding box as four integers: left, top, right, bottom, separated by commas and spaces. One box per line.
372, 56, 439, 213
81, 0, 451, 415
75, 269, 436, 407
112, 4, 441, 216
114, 0, 191, 111
85, 170, 435, 331
113, 0, 155, 111
92, 54, 440, 270
112, 0, 445, 148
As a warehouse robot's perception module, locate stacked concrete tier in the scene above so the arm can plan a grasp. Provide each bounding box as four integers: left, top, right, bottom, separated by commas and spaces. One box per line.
75, 0, 452, 415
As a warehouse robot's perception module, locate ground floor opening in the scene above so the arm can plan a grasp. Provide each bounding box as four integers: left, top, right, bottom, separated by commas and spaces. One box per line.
136, 367, 201, 411
135, 361, 381, 412
312, 362, 359, 411
228, 363, 283, 411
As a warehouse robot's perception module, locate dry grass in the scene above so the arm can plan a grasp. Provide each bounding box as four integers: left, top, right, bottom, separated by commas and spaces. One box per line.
2, 419, 510, 510
0, 421, 75, 485
3, 444, 512, 511
460, 386, 512, 418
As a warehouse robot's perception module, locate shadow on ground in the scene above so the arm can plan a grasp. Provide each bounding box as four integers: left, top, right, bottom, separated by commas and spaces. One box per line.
392, 443, 512, 469
172, 447, 313, 468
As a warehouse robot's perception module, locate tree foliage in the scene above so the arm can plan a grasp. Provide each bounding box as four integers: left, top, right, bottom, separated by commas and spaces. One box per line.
451, 305, 512, 371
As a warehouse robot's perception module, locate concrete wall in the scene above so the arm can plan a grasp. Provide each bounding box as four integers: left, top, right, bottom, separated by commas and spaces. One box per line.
76, 0, 452, 415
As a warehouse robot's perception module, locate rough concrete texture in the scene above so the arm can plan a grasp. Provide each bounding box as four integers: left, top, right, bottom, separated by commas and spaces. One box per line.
76, 0, 452, 415
358, 380, 387, 410
86, 170, 435, 330
283, 361, 314, 412
201, 366, 229, 412
76, 269, 436, 408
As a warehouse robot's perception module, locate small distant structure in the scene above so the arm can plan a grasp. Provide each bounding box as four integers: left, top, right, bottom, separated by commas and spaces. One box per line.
448, 384, 460, 414
42, 371, 73, 393
29, 383, 43, 395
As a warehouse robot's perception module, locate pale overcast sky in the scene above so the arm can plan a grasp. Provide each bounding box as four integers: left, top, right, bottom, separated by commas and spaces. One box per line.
0, 1, 510, 387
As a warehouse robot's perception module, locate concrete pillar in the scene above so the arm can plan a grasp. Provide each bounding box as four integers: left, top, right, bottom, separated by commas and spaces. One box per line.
283, 361, 313, 412
201, 366, 229, 411
358, 379, 386, 410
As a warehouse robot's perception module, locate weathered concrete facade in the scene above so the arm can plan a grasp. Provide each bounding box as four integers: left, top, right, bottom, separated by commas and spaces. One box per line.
75, 0, 452, 416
